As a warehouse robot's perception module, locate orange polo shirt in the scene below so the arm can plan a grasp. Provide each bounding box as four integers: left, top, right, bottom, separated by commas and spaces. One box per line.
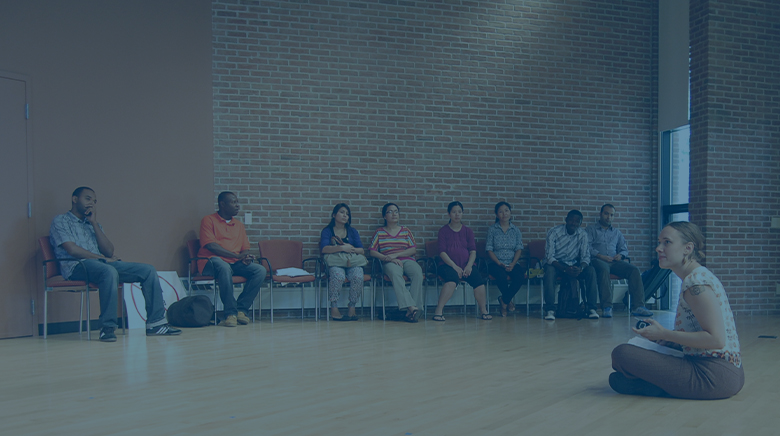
197, 212, 250, 272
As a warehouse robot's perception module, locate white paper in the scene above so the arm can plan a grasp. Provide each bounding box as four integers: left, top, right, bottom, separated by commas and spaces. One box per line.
275, 267, 313, 277
628, 336, 684, 358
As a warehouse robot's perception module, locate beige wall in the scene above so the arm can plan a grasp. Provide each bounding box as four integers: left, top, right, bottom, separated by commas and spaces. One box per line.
0, 0, 214, 328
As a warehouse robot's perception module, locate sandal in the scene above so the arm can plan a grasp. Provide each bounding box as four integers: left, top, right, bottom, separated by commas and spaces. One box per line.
404, 309, 420, 323
480, 313, 493, 320
332, 315, 349, 321
497, 296, 508, 317
507, 301, 516, 313
432, 314, 446, 322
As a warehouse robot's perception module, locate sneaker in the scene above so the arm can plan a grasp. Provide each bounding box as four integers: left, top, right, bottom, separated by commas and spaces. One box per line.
544, 310, 556, 321
602, 307, 613, 318
219, 315, 238, 327
588, 309, 600, 319
146, 324, 182, 336
631, 306, 653, 317
99, 327, 117, 342
236, 311, 250, 325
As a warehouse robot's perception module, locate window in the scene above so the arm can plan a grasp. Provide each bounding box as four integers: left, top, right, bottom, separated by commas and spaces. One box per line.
659, 124, 690, 309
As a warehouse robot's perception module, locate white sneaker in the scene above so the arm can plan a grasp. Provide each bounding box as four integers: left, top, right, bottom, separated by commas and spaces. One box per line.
588, 309, 599, 319
544, 310, 556, 320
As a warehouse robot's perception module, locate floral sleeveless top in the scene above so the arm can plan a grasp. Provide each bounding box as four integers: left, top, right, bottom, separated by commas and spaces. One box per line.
675, 267, 741, 367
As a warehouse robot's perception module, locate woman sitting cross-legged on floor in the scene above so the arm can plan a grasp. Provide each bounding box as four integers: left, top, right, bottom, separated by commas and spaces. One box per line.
432, 201, 491, 321
368, 203, 424, 323
609, 221, 744, 399
485, 201, 526, 317
320, 203, 365, 321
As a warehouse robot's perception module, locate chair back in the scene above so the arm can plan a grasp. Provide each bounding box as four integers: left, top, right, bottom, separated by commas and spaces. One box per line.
258, 240, 303, 273
425, 240, 439, 259
38, 236, 61, 279
186, 239, 201, 275
475, 240, 487, 259
527, 240, 546, 264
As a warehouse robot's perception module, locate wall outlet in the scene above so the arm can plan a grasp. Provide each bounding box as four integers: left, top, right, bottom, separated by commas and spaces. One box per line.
244, 212, 252, 225
772, 217, 780, 229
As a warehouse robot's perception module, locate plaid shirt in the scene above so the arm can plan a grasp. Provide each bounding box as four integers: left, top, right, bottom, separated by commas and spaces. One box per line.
50, 211, 104, 279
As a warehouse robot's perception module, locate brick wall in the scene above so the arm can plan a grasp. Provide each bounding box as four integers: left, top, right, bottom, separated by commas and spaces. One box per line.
690, 0, 780, 315
212, 1, 658, 274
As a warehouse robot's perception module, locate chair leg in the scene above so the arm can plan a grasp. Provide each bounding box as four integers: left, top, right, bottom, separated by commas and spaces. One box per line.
381, 279, 386, 321
119, 286, 126, 335
213, 282, 219, 326
270, 282, 274, 323
526, 279, 530, 317
86, 287, 91, 341
371, 277, 376, 321
44, 292, 49, 339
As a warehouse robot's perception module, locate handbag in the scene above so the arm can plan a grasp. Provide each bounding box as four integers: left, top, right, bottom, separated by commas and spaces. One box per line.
323, 252, 368, 268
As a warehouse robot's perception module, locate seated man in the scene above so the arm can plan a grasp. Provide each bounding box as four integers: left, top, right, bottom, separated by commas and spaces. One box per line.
543, 209, 599, 320
50, 187, 181, 342
198, 191, 266, 327
586, 204, 652, 318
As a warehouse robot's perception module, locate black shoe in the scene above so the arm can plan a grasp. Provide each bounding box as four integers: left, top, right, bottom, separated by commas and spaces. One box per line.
99, 327, 117, 342
146, 324, 182, 336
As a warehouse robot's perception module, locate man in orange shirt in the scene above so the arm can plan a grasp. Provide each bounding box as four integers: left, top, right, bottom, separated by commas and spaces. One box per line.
198, 191, 266, 327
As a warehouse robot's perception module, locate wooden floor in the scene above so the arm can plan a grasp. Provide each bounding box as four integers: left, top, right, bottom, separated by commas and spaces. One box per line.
1, 309, 779, 436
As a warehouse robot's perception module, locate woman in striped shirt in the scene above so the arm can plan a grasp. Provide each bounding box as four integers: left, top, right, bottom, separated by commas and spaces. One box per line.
369, 203, 424, 323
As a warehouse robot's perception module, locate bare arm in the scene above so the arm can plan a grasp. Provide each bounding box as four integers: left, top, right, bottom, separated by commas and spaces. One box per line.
487, 251, 503, 266
84, 211, 114, 257
203, 242, 241, 260
386, 246, 415, 259
635, 285, 726, 349
61, 241, 116, 261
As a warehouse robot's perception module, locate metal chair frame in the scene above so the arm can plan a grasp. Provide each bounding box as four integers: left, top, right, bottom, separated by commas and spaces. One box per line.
186, 239, 251, 325
40, 236, 125, 340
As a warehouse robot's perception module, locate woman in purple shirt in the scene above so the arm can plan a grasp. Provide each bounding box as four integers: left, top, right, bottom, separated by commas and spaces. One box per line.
432, 201, 492, 321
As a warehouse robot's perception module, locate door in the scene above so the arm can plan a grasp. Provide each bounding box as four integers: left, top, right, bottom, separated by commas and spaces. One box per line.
0, 75, 34, 338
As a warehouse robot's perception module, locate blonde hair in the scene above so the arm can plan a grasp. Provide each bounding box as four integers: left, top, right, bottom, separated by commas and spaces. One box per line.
665, 221, 706, 263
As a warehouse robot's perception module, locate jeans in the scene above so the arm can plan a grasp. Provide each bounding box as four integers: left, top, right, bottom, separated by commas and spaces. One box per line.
69, 259, 167, 329
202, 257, 266, 316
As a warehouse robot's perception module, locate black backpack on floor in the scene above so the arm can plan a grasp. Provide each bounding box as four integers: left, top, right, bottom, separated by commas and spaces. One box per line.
167, 295, 214, 327
556, 278, 587, 319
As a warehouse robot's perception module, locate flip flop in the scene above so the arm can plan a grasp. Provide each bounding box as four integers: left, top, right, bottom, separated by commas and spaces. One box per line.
432, 314, 446, 322
332, 315, 349, 321
405, 309, 419, 323
480, 313, 493, 320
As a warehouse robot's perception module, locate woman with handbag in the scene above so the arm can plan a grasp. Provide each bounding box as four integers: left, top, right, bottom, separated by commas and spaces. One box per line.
320, 203, 367, 321
368, 203, 424, 323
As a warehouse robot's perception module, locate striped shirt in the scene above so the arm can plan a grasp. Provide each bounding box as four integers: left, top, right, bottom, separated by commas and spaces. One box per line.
49, 211, 105, 279
369, 226, 417, 261
544, 224, 589, 267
